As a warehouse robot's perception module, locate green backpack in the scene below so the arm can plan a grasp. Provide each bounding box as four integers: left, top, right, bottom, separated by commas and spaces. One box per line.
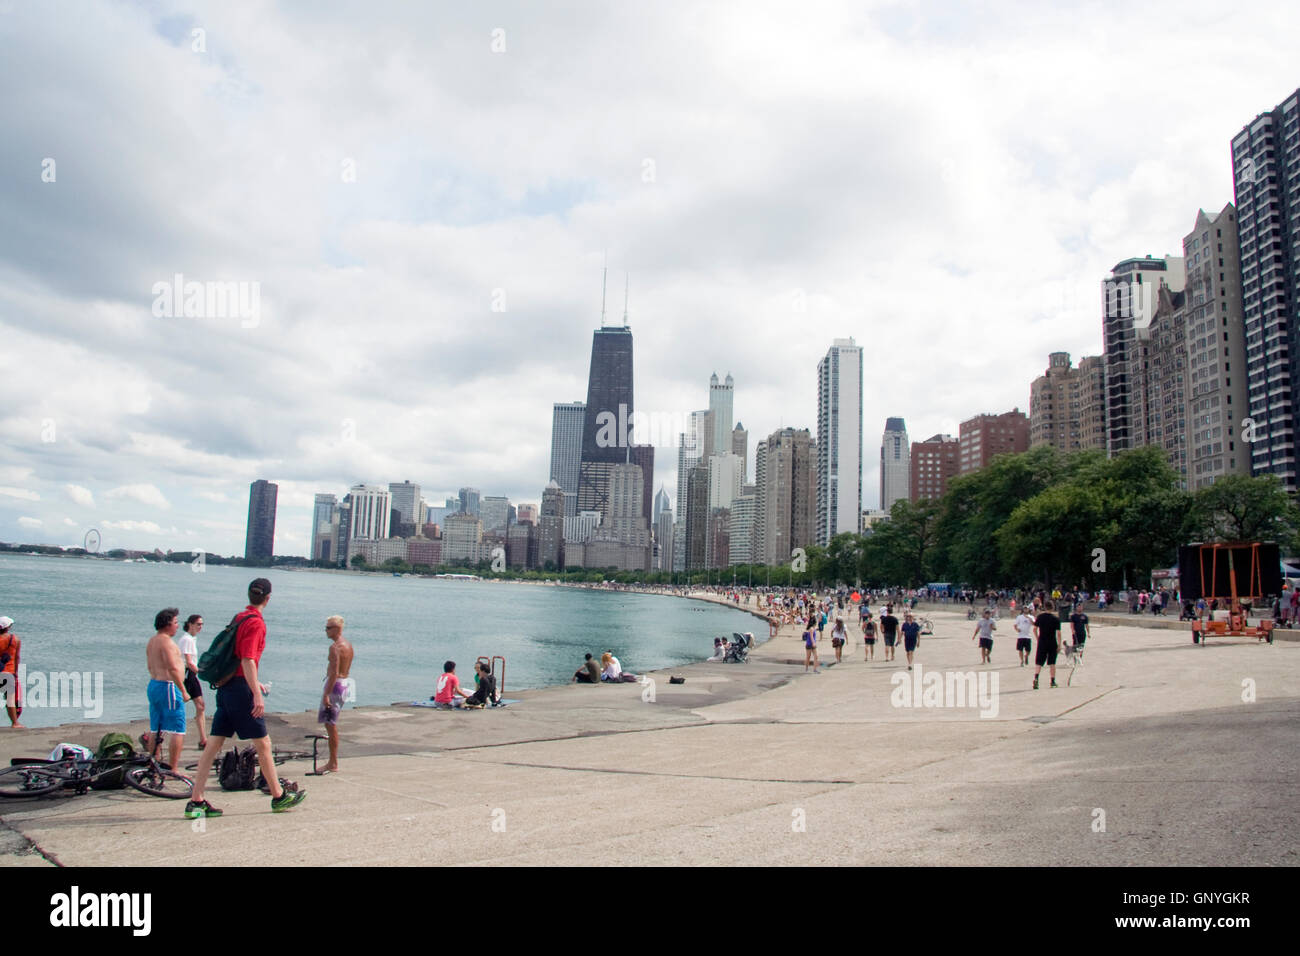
197, 612, 255, 689
91, 732, 136, 790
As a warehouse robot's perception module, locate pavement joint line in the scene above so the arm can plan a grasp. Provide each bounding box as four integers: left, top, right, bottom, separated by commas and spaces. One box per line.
486, 760, 856, 785
0, 819, 60, 866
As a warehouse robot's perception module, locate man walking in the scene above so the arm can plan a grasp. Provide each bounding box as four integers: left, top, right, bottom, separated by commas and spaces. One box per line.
1032, 600, 1063, 689
184, 578, 306, 818
317, 615, 354, 773
880, 605, 900, 662
176, 614, 208, 749
1013, 606, 1034, 667
971, 608, 996, 664
901, 611, 921, 671
1068, 603, 1090, 660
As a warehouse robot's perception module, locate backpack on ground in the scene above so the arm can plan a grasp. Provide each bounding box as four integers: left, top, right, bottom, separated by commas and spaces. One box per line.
219, 746, 260, 791
198, 612, 254, 688
90, 731, 135, 790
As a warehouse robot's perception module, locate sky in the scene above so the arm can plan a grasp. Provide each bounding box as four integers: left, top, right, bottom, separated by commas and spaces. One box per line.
1, 0, 1298, 557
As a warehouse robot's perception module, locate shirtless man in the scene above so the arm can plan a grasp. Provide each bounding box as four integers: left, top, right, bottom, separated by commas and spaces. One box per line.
143, 608, 190, 770
317, 615, 354, 773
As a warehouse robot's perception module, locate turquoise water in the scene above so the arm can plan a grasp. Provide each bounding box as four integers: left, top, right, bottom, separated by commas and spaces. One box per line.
0, 555, 761, 729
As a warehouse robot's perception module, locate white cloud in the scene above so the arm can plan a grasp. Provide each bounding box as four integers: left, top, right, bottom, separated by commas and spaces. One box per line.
0, 487, 39, 501
65, 484, 95, 507
105, 484, 171, 510
17, 516, 42, 529
62, 518, 77, 526
101, 519, 165, 535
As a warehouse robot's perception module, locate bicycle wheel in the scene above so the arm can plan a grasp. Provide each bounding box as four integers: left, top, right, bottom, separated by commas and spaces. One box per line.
124, 764, 193, 799
0, 764, 65, 798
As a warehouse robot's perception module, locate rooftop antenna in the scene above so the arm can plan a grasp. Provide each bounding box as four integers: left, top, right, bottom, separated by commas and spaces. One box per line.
600, 261, 608, 327
623, 273, 629, 328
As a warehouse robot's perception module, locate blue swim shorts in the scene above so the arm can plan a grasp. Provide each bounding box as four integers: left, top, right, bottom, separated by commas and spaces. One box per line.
147, 679, 186, 735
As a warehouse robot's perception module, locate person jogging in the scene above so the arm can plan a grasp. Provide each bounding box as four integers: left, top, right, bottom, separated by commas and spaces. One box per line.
971, 608, 996, 664
184, 578, 307, 818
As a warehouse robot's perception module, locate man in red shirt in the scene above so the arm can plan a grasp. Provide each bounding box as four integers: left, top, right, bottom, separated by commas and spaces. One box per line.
184, 578, 306, 817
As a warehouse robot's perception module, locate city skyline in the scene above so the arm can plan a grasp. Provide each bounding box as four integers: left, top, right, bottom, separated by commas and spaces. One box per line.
3, 4, 1299, 556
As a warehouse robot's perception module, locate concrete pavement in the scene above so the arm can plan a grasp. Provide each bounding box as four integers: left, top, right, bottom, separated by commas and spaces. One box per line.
1, 596, 1295, 866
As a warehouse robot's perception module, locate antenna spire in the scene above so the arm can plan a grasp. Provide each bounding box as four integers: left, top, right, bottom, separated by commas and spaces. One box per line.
623, 273, 629, 327
600, 265, 607, 326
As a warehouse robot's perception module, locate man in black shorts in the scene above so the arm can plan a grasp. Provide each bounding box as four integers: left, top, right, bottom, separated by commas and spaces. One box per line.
880, 606, 900, 662
1033, 600, 1062, 689
184, 578, 306, 818
900, 612, 921, 671
1068, 604, 1089, 660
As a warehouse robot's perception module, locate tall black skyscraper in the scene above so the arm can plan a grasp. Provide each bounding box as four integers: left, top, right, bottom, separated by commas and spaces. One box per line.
245, 479, 278, 565
578, 325, 637, 519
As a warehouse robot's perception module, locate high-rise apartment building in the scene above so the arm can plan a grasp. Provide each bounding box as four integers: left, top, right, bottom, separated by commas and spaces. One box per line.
674, 409, 712, 571
311, 493, 336, 562
708, 373, 734, 455
244, 479, 278, 565
732, 423, 748, 483
684, 463, 710, 571
516, 503, 538, 526
958, 409, 1030, 474
817, 338, 864, 544
909, 435, 959, 501
754, 427, 816, 566
879, 418, 910, 512
550, 401, 585, 517
348, 484, 391, 541
1102, 255, 1186, 455
1030, 352, 1106, 453
538, 481, 566, 570
655, 507, 674, 571
728, 486, 756, 567
1232, 88, 1300, 489
388, 481, 420, 524
1142, 284, 1190, 485
441, 513, 484, 564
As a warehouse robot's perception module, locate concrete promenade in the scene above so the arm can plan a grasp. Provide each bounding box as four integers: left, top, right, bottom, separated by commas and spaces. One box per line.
1, 596, 1296, 866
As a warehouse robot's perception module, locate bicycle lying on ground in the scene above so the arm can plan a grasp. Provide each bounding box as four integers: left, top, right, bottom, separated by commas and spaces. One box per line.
0, 736, 193, 800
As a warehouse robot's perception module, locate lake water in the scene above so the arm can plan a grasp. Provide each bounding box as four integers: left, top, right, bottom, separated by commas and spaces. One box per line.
0, 555, 761, 729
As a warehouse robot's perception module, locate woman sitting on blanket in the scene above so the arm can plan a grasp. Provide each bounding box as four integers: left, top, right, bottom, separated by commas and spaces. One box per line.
600, 652, 640, 682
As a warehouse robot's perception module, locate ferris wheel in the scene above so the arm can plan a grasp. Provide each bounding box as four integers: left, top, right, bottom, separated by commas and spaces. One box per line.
84, 529, 101, 553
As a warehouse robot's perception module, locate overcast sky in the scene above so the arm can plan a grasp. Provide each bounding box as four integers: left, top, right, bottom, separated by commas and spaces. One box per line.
1, 0, 1297, 556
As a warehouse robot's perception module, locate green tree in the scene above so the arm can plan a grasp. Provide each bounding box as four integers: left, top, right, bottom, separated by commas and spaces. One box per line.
1186, 474, 1300, 547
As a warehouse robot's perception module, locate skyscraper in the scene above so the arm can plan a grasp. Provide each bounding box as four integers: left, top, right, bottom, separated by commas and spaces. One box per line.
1232, 88, 1300, 489
349, 484, 391, 541
732, 423, 748, 483
578, 323, 636, 520
653, 485, 671, 526
1102, 255, 1186, 455
538, 481, 566, 570
550, 401, 585, 517
910, 435, 959, 501
479, 496, 511, 533
245, 479, 277, 565
673, 409, 711, 571
755, 427, 816, 566
458, 487, 480, 516
879, 418, 910, 512
311, 493, 336, 563
958, 409, 1030, 474
1185, 204, 1250, 488
389, 480, 421, 537
817, 338, 864, 545
1029, 352, 1106, 453
709, 372, 734, 455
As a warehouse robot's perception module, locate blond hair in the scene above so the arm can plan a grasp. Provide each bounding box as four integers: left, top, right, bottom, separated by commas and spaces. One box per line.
326, 615, 345, 629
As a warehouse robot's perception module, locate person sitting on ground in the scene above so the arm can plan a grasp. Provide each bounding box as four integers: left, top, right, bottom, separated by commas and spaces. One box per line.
433, 660, 472, 708
600, 651, 640, 681
572, 653, 601, 684
707, 637, 727, 662
462, 661, 497, 708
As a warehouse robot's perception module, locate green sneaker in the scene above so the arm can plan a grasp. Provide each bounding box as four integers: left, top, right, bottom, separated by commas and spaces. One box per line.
271, 787, 306, 812
185, 799, 222, 819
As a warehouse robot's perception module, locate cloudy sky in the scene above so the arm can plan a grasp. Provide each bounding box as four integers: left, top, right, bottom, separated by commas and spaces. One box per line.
1, 0, 1297, 556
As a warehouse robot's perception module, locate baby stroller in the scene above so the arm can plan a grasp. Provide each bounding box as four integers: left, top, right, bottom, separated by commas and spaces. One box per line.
1179, 600, 1197, 621
724, 632, 752, 663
